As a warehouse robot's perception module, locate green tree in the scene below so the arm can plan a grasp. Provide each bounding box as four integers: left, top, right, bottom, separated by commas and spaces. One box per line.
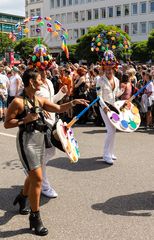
0, 32, 14, 54
131, 41, 149, 62
75, 24, 131, 64
14, 37, 48, 60
147, 30, 154, 61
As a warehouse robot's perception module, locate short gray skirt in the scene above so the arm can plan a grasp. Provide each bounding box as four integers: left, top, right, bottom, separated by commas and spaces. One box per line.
16, 130, 45, 172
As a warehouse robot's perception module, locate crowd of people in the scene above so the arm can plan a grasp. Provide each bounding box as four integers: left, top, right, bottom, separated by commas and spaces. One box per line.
0, 61, 154, 129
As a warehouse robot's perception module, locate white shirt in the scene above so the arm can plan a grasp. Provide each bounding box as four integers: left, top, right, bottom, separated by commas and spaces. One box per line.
36, 79, 66, 126
146, 81, 154, 104
0, 73, 9, 96
96, 75, 122, 108
9, 73, 23, 96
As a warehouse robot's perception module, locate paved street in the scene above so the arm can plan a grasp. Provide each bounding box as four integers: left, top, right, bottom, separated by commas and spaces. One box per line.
0, 123, 154, 240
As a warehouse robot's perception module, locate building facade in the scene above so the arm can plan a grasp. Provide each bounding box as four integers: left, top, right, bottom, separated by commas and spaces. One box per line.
0, 12, 25, 40
25, 0, 154, 51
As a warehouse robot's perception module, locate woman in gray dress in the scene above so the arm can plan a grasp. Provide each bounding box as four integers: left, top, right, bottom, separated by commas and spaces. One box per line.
4, 70, 88, 236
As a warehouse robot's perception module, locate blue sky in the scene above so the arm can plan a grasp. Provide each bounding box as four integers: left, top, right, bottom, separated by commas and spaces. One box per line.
0, 0, 25, 16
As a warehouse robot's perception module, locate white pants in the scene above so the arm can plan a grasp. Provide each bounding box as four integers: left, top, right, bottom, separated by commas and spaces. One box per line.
42, 146, 56, 190
100, 108, 116, 159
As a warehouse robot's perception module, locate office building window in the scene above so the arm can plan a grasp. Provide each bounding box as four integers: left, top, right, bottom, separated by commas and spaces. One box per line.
132, 23, 138, 34
74, 0, 79, 4
50, 0, 54, 8
55, 14, 60, 21
68, 0, 72, 5
74, 12, 79, 22
81, 0, 85, 3
74, 29, 79, 39
149, 21, 154, 31
56, 0, 60, 7
62, 0, 66, 6
150, 1, 154, 12
116, 24, 121, 29
132, 3, 138, 15
101, 8, 106, 18
30, 0, 35, 3
30, 25, 35, 36
30, 9, 35, 16
93, 9, 99, 19
140, 2, 146, 13
80, 11, 85, 21
61, 13, 66, 23
87, 10, 92, 20
36, 8, 41, 16
124, 24, 129, 34
68, 29, 72, 40
80, 28, 85, 36
116, 6, 121, 17
108, 7, 113, 18
67, 12, 72, 23
140, 22, 147, 34
87, 0, 92, 2
124, 4, 130, 16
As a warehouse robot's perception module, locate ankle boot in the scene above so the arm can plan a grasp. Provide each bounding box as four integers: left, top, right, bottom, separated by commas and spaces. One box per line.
13, 191, 30, 215
29, 211, 48, 236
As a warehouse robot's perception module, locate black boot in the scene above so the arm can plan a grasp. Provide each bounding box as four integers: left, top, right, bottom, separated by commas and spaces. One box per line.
13, 191, 30, 215
29, 211, 48, 236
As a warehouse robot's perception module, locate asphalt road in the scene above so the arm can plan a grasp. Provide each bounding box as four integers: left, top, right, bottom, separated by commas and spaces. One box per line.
0, 123, 154, 240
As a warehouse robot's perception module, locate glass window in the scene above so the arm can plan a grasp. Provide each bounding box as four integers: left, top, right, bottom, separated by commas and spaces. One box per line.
101, 8, 106, 18
132, 23, 138, 35
116, 25, 121, 29
74, 12, 79, 22
124, 4, 130, 16
30, 0, 35, 3
67, 12, 72, 23
150, 1, 154, 12
140, 2, 146, 13
93, 9, 99, 19
80, 28, 85, 36
132, 3, 138, 15
108, 7, 113, 18
87, 10, 92, 20
80, 11, 85, 21
50, 0, 54, 8
74, 0, 79, 4
140, 22, 146, 34
61, 13, 66, 23
36, 8, 41, 16
62, 0, 66, 6
116, 6, 121, 17
149, 21, 154, 31
30, 9, 35, 16
30, 25, 35, 37
56, 0, 60, 7
74, 29, 79, 39
81, 0, 85, 3
124, 24, 129, 34
68, 0, 72, 5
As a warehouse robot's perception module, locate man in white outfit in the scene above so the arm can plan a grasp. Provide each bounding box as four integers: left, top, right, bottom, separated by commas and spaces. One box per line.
36, 70, 68, 197
96, 60, 123, 165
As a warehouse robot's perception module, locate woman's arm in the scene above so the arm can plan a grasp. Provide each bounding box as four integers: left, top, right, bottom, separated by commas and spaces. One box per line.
40, 97, 88, 113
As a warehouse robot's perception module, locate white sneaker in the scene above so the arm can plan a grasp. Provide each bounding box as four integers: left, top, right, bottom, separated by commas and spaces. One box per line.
112, 155, 117, 160
103, 157, 114, 165
42, 187, 58, 198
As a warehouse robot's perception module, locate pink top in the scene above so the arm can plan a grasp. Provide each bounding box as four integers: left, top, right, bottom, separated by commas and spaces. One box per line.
121, 83, 132, 100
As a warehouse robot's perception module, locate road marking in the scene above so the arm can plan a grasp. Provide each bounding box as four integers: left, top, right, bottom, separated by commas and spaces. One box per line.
0, 132, 16, 138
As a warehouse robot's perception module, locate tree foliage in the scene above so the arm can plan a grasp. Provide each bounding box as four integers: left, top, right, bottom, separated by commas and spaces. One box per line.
0, 32, 14, 54
74, 24, 131, 64
131, 41, 150, 62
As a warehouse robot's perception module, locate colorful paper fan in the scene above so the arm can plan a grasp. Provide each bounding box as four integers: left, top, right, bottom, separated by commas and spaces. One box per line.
91, 30, 131, 54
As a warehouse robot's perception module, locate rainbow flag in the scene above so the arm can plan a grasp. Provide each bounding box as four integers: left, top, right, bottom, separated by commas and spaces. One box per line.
61, 36, 69, 59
